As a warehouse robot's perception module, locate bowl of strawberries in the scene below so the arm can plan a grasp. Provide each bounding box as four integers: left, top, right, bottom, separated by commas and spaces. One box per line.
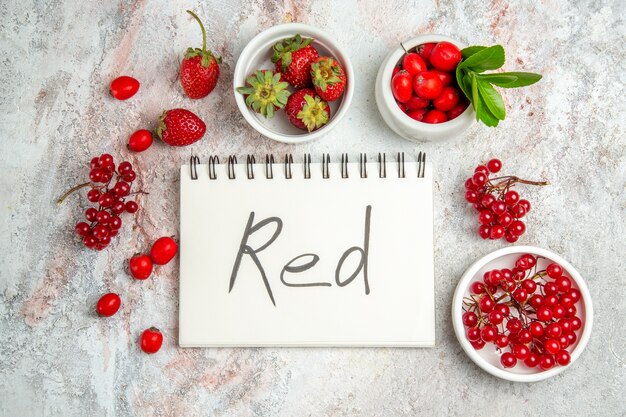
375, 34, 474, 142
234, 23, 353, 144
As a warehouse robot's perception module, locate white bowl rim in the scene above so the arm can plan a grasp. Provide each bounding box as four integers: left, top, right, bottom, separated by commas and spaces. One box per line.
379, 33, 475, 132
233, 23, 355, 144
451, 245, 594, 383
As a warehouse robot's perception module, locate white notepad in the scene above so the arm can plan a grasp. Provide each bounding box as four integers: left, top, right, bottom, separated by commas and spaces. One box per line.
179, 154, 435, 347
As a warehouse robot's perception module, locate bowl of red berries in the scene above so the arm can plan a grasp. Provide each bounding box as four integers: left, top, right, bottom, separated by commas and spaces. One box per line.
234, 23, 353, 144
452, 247, 593, 382
375, 34, 474, 142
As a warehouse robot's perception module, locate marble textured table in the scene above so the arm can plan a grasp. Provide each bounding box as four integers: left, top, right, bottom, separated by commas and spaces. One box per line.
1, 1, 625, 416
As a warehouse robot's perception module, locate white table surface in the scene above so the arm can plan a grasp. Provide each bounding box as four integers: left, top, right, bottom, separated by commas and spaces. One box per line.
0, 1, 624, 416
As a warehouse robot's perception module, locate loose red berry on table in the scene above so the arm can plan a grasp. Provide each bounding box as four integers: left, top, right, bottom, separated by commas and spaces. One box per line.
110, 76, 140, 100
150, 237, 178, 265
140, 327, 163, 354
157, 109, 206, 147
129, 254, 153, 280
96, 293, 121, 317
127, 130, 153, 152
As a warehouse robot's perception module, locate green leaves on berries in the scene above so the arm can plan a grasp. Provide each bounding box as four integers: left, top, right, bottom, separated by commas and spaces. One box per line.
236, 70, 291, 118
297, 94, 329, 132
310, 57, 342, 92
184, 10, 221, 67
271, 34, 312, 70
455, 44, 542, 127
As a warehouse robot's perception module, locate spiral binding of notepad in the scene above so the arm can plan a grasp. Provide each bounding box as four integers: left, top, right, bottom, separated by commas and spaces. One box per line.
189, 152, 426, 180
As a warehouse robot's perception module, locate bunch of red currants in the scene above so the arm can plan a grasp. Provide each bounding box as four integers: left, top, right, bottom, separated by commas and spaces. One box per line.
391, 41, 468, 123
464, 158, 548, 242
70, 154, 140, 250
463, 254, 583, 370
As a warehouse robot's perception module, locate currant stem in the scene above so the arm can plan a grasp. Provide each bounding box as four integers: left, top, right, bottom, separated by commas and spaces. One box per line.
186, 10, 206, 54
56, 182, 92, 205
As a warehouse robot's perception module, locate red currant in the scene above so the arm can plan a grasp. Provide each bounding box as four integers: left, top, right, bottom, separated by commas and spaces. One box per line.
85, 208, 98, 222
495, 334, 509, 348
478, 225, 491, 240
539, 354, 555, 370
536, 306, 553, 322
481, 325, 497, 342
504, 190, 520, 207
75, 222, 90, 236
529, 321, 544, 337
467, 327, 481, 342
470, 281, 486, 294
506, 317, 522, 334
462, 311, 478, 326
471, 339, 486, 350
556, 276, 572, 292
524, 352, 539, 368
118, 161, 133, 175
555, 350, 571, 366
122, 170, 136, 182
486, 158, 502, 173
513, 344, 530, 360
545, 323, 562, 339
569, 316, 582, 331
87, 189, 101, 202
500, 352, 517, 368
509, 220, 526, 236
544, 339, 560, 354
490, 225, 505, 240
478, 296, 495, 313
491, 201, 507, 215
125, 201, 139, 213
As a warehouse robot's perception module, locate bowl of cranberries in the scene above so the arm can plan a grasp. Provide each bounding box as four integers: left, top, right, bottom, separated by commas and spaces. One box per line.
375, 34, 474, 142
452, 246, 593, 382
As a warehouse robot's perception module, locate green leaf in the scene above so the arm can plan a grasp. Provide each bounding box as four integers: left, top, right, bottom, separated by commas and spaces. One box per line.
471, 74, 480, 117
478, 72, 542, 88
476, 95, 500, 127
458, 45, 505, 73
461, 46, 487, 59
477, 80, 506, 120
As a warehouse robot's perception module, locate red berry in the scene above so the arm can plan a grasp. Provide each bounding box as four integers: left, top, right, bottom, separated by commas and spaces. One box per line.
490, 225, 505, 240
404, 95, 430, 110
422, 109, 448, 124
524, 352, 539, 368
99, 193, 114, 208
140, 327, 163, 354
537, 306, 553, 322
90, 157, 100, 169
391, 70, 413, 102
75, 222, 90, 236
504, 190, 520, 207
546, 323, 562, 339
488, 310, 504, 325
128, 129, 153, 152
556, 276, 572, 292
478, 225, 491, 240
472, 171, 488, 187
430, 69, 454, 86
462, 311, 478, 326
87, 189, 101, 203
487, 159, 502, 173
513, 344, 530, 360
129, 254, 153, 280
416, 42, 436, 66
447, 102, 468, 120
402, 53, 427, 76
478, 296, 495, 313
83, 235, 98, 248
522, 279, 537, 293
109, 215, 122, 230
516, 329, 532, 344
512, 288, 528, 303
470, 281, 486, 294
429, 41, 462, 72
125, 201, 139, 213
539, 354, 555, 370
491, 201, 507, 215
413, 71, 443, 100
406, 109, 428, 121
96, 210, 111, 225
110, 76, 140, 100
85, 208, 98, 222
467, 327, 481, 342
471, 339, 486, 350
544, 339, 560, 354
480, 325, 497, 342
89, 168, 104, 183
506, 317, 522, 334
480, 193, 495, 208
432, 86, 460, 112
509, 220, 526, 237
392, 66, 400, 77
518, 199, 531, 213
570, 316, 582, 330
478, 210, 494, 225
500, 352, 517, 368
495, 334, 509, 348
150, 237, 178, 265
555, 350, 571, 366
529, 321, 544, 337
96, 293, 121, 317
544, 282, 559, 295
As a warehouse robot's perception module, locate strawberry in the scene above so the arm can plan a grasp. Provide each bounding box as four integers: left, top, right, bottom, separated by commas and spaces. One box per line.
236, 70, 291, 118
179, 10, 221, 99
285, 88, 330, 132
271, 34, 319, 88
310, 56, 346, 102
156, 109, 206, 146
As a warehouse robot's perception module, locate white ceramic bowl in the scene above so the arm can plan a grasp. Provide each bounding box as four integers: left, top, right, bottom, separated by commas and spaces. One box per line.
233, 23, 354, 144
375, 34, 475, 143
452, 246, 593, 382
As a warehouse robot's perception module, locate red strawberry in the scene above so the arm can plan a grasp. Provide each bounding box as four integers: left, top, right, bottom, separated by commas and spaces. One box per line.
310, 56, 346, 102
236, 70, 291, 118
271, 35, 319, 88
285, 88, 330, 132
180, 10, 221, 99
156, 109, 206, 146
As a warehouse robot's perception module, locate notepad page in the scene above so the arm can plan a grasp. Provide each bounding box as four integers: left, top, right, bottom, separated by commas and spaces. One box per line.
179, 161, 434, 347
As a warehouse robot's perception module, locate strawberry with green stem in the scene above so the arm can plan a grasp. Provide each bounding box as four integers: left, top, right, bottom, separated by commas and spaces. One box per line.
285, 88, 330, 132
310, 57, 346, 102
156, 109, 206, 146
236, 70, 290, 118
271, 34, 319, 88
180, 10, 221, 99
